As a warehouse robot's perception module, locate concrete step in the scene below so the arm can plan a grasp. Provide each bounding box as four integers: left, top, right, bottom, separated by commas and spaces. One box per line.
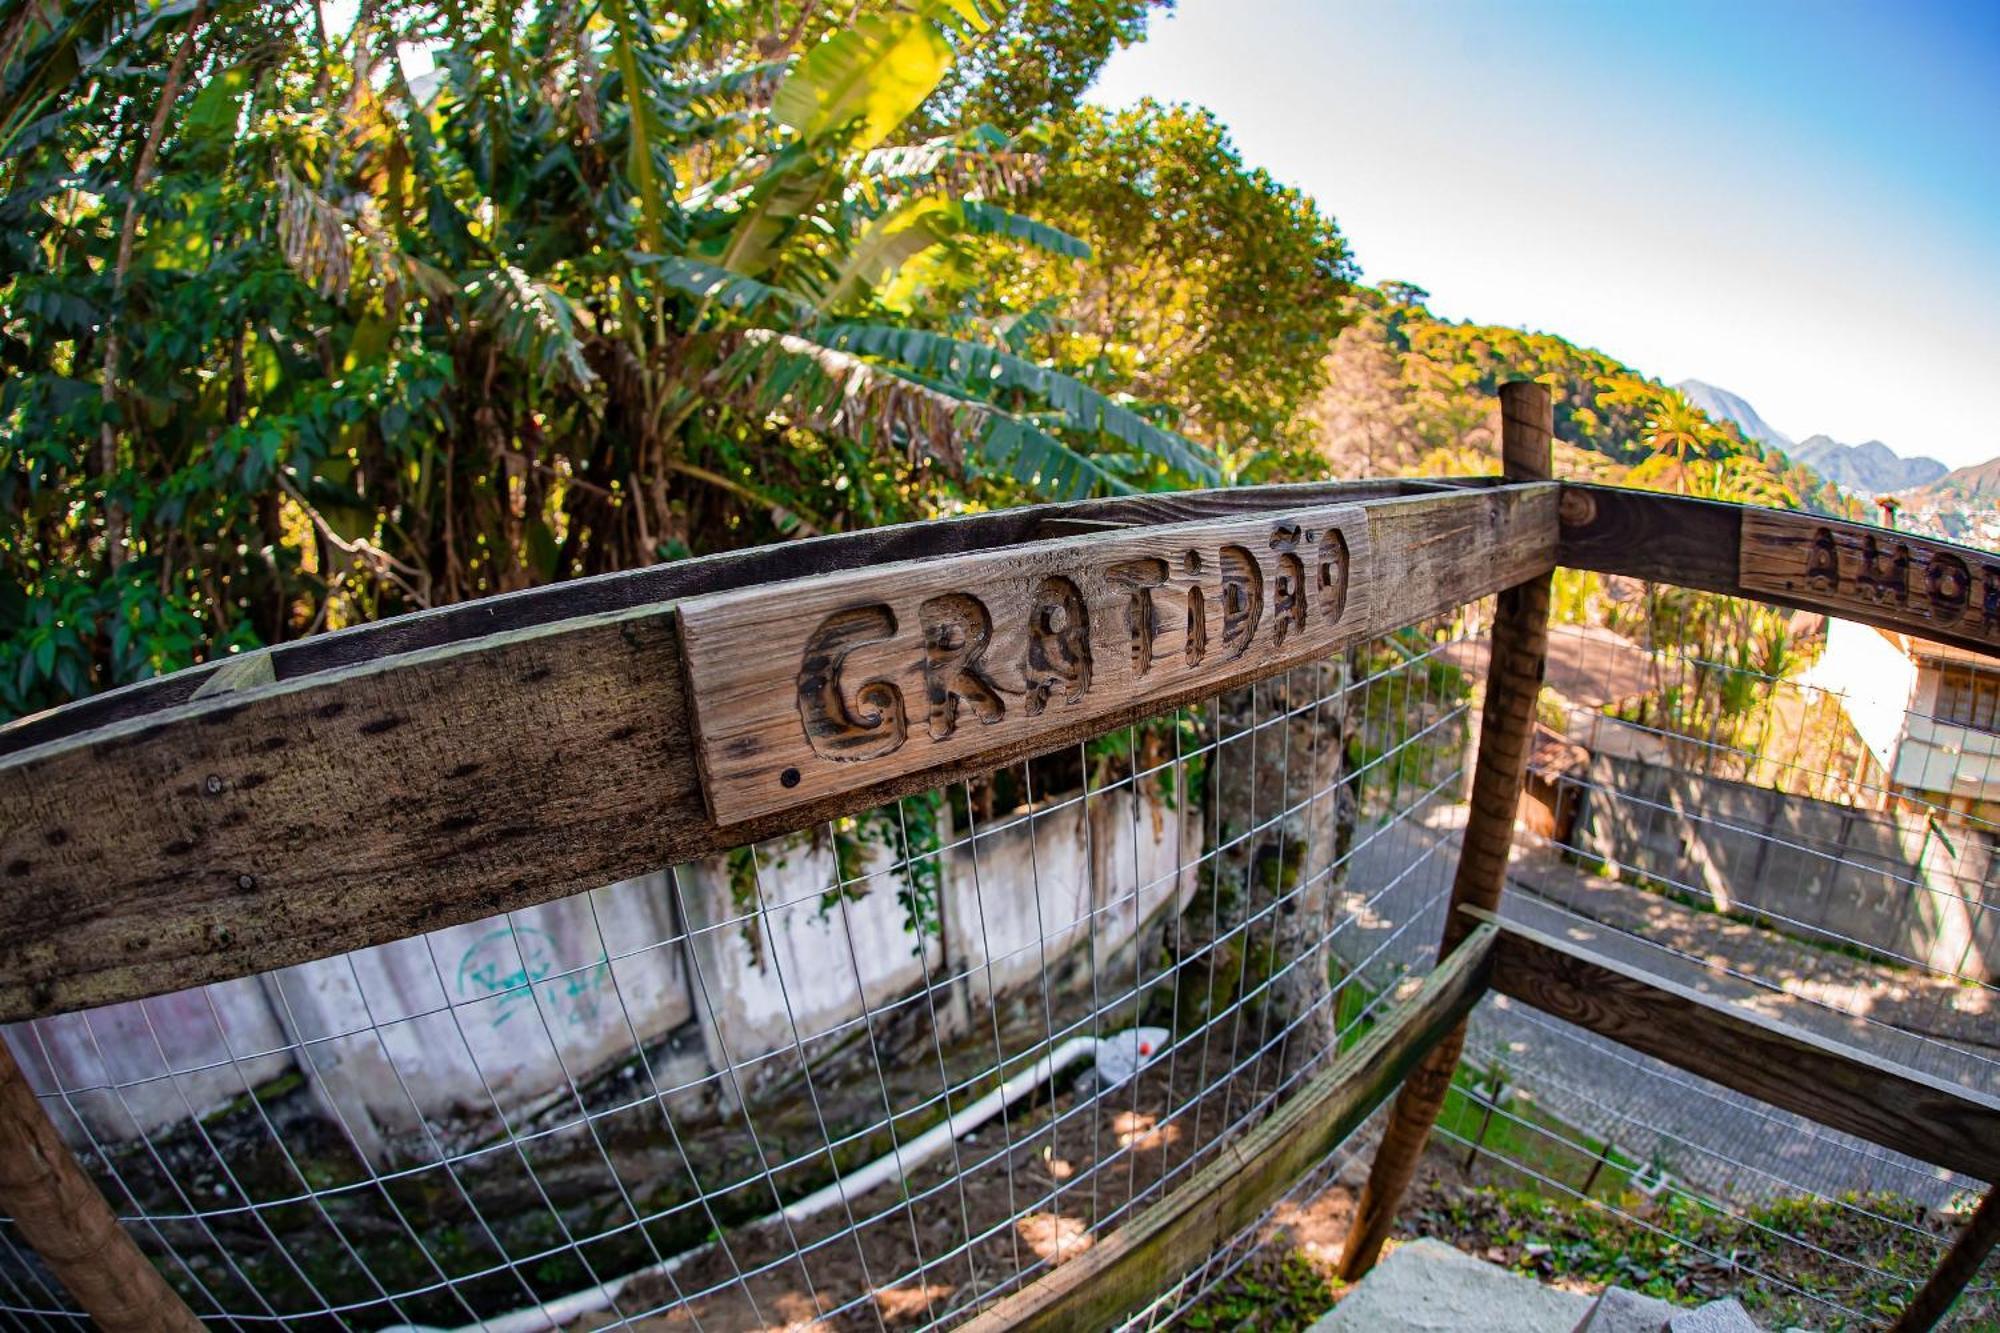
1307, 1238, 1592, 1332
1307, 1238, 1766, 1333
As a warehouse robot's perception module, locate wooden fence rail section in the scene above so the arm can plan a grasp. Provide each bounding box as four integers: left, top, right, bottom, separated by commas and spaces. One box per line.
961, 924, 1498, 1333
0, 479, 1442, 758
1474, 908, 2000, 1184
1557, 484, 2000, 660
680, 504, 1377, 826
0, 482, 1554, 1023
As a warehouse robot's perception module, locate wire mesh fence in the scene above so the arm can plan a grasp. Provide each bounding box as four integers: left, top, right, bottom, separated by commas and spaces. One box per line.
1142, 590, 2000, 1332
0, 611, 1485, 1331
1427, 594, 1997, 1329
7, 569, 1998, 1331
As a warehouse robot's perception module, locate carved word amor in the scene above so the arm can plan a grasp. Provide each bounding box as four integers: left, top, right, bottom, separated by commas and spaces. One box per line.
1741, 513, 2000, 645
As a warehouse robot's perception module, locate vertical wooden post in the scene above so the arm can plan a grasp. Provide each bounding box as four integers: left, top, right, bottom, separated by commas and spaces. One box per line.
1338, 381, 1553, 1280
0, 1039, 203, 1330
1890, 1188, 2000, 1332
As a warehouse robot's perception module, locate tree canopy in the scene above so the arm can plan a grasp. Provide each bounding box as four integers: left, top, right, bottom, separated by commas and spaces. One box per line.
2, 0, 1360, 721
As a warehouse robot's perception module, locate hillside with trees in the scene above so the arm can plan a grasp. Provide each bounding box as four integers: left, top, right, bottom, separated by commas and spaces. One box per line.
1310, 286, 1863, 515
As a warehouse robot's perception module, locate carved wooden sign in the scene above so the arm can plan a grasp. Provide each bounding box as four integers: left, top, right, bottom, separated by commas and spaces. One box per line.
1741, 512, 2000, 647
679, 505, 1376, 825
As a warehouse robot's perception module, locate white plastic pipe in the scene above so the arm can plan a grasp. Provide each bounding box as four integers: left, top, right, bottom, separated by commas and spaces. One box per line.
383, 1026, 1168, 1333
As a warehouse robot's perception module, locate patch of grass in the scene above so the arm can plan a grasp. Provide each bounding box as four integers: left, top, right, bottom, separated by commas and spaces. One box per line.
1180, 1241, 1340, 1332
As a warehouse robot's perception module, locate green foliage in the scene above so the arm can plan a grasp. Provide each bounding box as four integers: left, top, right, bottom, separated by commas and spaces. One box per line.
0, 0, 1227, 720
964, 100, 1359, 473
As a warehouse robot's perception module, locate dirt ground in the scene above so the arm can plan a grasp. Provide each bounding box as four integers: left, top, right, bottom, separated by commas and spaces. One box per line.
577, 1017, 1317, 1330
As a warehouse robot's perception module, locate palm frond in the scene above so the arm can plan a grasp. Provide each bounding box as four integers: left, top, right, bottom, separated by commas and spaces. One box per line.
468, 265, 597, 392
814, 196, 956, 312
636, 253, 814, 319
821, 323, 1220, 483
958, 201, 1088, 259
712, 331, 1128, 501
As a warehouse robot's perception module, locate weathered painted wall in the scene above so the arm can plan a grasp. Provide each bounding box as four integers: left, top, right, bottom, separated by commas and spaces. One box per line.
1575, 754, 1997, 982
5, 788, 1202, 1162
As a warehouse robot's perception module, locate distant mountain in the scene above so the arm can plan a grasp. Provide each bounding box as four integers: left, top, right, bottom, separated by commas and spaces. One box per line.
1676, 379, 1792, 450
1895, 458, 2000, 544
1788, 435, 1947, 496
1906, 457, 2000, 506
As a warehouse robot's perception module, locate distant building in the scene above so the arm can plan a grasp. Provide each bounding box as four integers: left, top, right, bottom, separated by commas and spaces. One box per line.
1807, 618, 2000, 823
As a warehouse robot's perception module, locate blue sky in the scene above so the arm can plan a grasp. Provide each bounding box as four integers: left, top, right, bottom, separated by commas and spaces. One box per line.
1089, 0, 2000, 468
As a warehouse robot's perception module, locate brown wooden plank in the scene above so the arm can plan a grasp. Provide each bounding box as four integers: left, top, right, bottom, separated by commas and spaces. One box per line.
680, 505, 1376, 825
1340, 379, 1555, 1280
1742, 510, 2000, 651
1554, 483, 1744, 591
0, 1040, 203, 1330
0, 479, 1437, 758
1558, 484, 2000, 661
0, 483, 1552, 1022
961, 923, 1498, 1333
1477, 908, 2000, 1182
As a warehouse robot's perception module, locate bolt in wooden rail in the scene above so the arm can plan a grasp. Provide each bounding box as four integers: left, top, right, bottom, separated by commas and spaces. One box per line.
0, 1040, 202, 1329
1337, 379, 1555, 1281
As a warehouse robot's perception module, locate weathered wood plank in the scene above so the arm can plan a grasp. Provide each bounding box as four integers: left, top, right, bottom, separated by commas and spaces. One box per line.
1742, 511, 2000, 651
1340, 379, 1555, 1280
0, 484, 1552, 1021
961, 924, 1498, 1333
681, 505, 1376, 825
1553, 483, 1744, 591
1478, 908, 2000, 1183
1558, 485, 2000, 660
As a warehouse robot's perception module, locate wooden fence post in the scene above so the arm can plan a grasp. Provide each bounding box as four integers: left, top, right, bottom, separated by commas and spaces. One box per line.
0, 1039, 203, 1330
1337, 380, 1554, 1280
1890, 1188, 2000, 1332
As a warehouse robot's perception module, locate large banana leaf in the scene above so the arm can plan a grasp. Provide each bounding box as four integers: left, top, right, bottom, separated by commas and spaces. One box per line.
772, 0, 989, 152
815, 196, 958, 312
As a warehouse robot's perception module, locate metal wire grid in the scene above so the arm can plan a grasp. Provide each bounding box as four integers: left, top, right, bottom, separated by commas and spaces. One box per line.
1451, 605, 1997, 1327
1137, 602, 1999, 1331
1521, 612, 1998, 1083
0, 617, 1481, 1330
1449, 1006, 1998, 1330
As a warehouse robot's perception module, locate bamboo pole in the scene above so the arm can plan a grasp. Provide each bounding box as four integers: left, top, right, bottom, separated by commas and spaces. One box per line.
1890, 1188, 2000, 1332
0, 1039, 202, 1330
1337, 380, 1554, 1280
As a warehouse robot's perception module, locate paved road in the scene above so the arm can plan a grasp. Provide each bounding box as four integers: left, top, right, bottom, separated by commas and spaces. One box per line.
1333, 798, 1991, 1209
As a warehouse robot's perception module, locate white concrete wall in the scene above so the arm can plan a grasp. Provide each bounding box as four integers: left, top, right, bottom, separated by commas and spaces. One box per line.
6, 789, 1201, 1161
1899, 670, 2000, 803
947, 787, 1203, 997
1807, 618, 1918, 774
7, 872, 695, 1152
5, 977, 292, 1143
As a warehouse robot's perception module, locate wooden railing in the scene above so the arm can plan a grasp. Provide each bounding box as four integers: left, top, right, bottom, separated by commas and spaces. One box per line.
2, 381, 1996, 1328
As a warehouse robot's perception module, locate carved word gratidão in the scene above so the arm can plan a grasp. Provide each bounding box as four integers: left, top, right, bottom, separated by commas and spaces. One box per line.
795, 523, 1355, 763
